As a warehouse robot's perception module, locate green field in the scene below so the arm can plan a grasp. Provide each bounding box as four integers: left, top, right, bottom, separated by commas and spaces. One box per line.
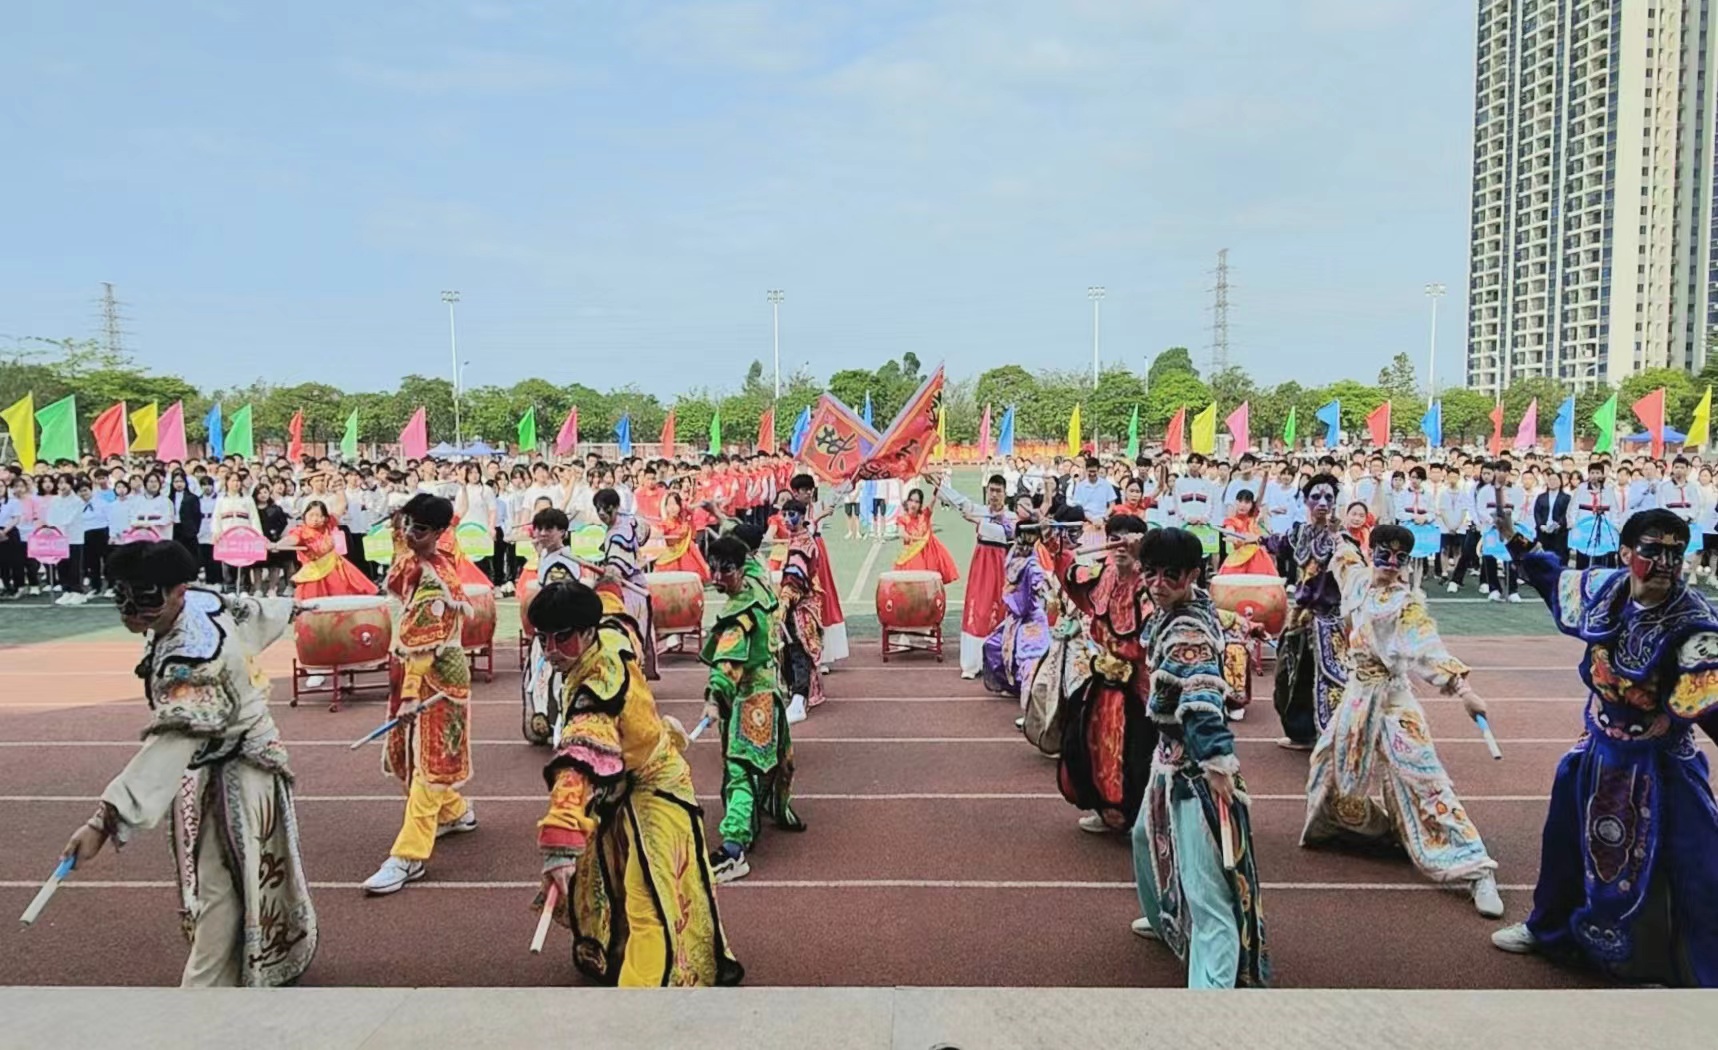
0, 468, 1559, 648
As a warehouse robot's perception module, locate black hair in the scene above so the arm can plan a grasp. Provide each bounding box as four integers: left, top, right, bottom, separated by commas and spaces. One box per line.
731, 523, 764, 553
1234, 489, 1255, 504
708, 535, 751, 570
1104, 512, 1146, 538
790, 473, 815, 492
1302, 472, 1341, 498
986, 474, 1007, 490
1084, 456, 1100, 469
399, 493, 454, 529
1621, 508, 1691, 548
532, 507, 570, 532
1371, 523, 1414, 554
526, 580, 604, 634
107, 540, 200, 587
781, 498, 808, 516
1054, 505, 1088, 524
593, 488, 621, 513
1136, 527, 1204, 572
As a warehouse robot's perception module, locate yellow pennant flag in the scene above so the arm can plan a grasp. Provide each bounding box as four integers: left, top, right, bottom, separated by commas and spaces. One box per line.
130, 402, 160, 451
1689, 386, 1712, 449
1, 393, 35, 472
1191, 401, 1217, 455
935, 404, 947, 459
1066, 403, 1081, 456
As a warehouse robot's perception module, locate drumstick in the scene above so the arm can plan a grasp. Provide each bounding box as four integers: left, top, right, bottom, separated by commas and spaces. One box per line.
687, 715, 714, 742
350, 693, 448, 750
1216, 796, 1237, 871
1475, 714, 1503, 761
20, 856, 75, 926
530, 883, 559, 954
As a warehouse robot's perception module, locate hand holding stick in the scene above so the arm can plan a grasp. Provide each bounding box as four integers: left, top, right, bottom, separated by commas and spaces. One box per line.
530, 882, 560, 954
350, 692, 448, 750
1474, 714, 1503, 761
20, 856, 75, 926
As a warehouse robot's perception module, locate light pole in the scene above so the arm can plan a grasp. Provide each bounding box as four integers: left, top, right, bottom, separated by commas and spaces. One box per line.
1087, 286, 1105, 385
767, 290, 784, 399
1424, 282, 1446, 405
442, 291, 461, 445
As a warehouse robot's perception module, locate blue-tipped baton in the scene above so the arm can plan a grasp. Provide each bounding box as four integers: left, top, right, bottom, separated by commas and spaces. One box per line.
20, 856, 75, 926
350, 693, 448, 750
687, 716, 713, 743
1475, 714, 1503, 761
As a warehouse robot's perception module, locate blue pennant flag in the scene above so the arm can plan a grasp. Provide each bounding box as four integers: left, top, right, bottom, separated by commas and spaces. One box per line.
788, 406, 812, 456
1315, 399, 1341, 449
205, 403, 224, 460
1553, 395, 1576, 455
997, 405, 1016, 457
615, 413, 632, 456
1419, 400, 1442, 449
860, 392, 877, 527
862, 392, 874, 427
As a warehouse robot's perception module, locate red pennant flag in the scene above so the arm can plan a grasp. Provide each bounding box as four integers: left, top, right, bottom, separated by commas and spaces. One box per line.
757, 405, 776, 453
853, 366, 946, 481
400, 406, 428, 460
1632, 387, 1667, 459
1365, 401, 1392, 448
800, 394, 880, 485
287, 410, 304, 462
1164, 407, 1187, 455
1224, 401, 1250, 454
91, 401, 128, 458
1488, 402, 1505, 457
978, 404, 992, 458
555, 407, 579, 456
659, 409, 676, 454
157, 401, 188, 462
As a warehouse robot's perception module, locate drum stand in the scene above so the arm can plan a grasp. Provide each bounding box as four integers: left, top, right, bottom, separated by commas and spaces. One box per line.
655, 626, 703, 660
466, 643, 495, 683
290, 660, 389, 712
881, 625, 943, 662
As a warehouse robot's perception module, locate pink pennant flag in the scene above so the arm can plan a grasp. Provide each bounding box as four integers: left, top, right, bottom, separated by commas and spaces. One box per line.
156, 401, 188, 462
978, 404, 992, 458
1513, 398, 1538, 450
1224, 401, 1250, 454
555, 406, 579, 456
400, 406, 428, 460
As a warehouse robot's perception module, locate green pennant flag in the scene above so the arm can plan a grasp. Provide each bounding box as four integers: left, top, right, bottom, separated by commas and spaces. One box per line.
1592, 392, 1618, 454
708, 407, 722, 455
1125, 405, 1140, 459
34, 394, 78, 463
1283, 405, 1298, 448
339, 410, 359, 459
517, 406, 537, 452
225, 404, 255, 459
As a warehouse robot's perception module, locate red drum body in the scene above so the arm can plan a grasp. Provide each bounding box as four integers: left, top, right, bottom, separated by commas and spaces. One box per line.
1210, 574, 1288, 637
462, 584, 498, 650
295, 596, 392, 669
876, 570, 946, 631
517, 572, 540, 640
648, 571, 705, 634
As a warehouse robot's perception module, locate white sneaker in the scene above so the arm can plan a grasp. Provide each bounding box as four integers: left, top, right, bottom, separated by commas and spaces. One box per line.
1471, 873, 1504, 918
52, 593, 71, 606
1227, 707, 1246, 722
1489, 593, 1504, 603
1447, 582, 1459, 594
1276, 736, 1314, 752
1491, 922, 1536, 954
785, 694, 808, 725
28, 586, 40, 596
362, 856, 425, 895
436, 806, 478, 839
1077, 813, 1110, 834
68, 592, 89, 605
303, 674, 327, 689
1507, 593, 1522, 604
1130, 917, 1160, 940
1479, 584, 1491, 596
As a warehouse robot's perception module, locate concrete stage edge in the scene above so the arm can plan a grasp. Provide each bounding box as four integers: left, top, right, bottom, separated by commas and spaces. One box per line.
4, 987, 1714, 1049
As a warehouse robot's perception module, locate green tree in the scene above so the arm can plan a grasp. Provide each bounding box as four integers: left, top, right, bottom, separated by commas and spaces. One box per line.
1141, 371, 1212, 430
1207, 366, 1256, 414
1146, 346, 1198, 387
1088, 366, 1149, 445
1322, 379, 1389, 432
1619, 367, 1698, 435
1439, 388, 1495, 444
1501, 376, 1566, 433
1376, 352, 1419, 404
974, 365, 1039, 417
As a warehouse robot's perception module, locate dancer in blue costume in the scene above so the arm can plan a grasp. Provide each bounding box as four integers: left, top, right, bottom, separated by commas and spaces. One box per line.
1494, 508, 1718, 986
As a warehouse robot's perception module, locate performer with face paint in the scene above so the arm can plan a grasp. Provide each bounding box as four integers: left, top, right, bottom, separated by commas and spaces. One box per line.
1269, 473, 1365, 751
1301, 524, 1504, 918
775, 499, 825, 722
1493, 509, 1718, 985
595, 487, 657, 681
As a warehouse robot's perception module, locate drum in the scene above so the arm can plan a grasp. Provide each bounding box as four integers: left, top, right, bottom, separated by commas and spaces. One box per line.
1209, 573, 1288, 638
295, 595, 392, 669
517, 571, 540, 640
462, 583, 498, 650
1187, 522, 1220, 556
875, 570, 946, 631
648, 571, 705, 634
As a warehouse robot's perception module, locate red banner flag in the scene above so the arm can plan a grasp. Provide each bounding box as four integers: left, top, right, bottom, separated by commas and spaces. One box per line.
853, 365, 946, 482
659, 409, 676, 454
757, 405, 776, 453
91, 401, 128, 458
1164, 406, 1187, 455
1632, 387, 1667, 459
1224, 401, 1250, 454
799, 394, 879, 485
157, 401, 188, 462
978, 404, 992, 458
1488, 402, 1505, 457
1365, 401, 1391, 448
555, 407, 579, 456
400, 406, 428, 460
287, 409, 304, 462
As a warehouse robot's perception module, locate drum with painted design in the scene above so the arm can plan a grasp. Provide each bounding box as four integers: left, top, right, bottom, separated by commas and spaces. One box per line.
295, 595, 392, 669
1209, 573, 1288, 638
875, 570, 946, 631
462, 583, 498, 650
648, 571, 705, 634
517, 571, 541, 640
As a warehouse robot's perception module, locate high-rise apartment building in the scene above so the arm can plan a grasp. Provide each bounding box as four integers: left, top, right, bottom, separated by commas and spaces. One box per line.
1466, 0, 1718, 395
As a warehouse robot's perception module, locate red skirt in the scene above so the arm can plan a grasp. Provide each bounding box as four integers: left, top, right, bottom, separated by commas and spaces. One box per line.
813, 534, 844, 627
896, 534, 961, 584
962, 545, 1007, 638
294, 557, 378, 600
657, 543, 711, 583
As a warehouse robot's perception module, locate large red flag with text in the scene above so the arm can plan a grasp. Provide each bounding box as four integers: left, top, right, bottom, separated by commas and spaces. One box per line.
799, 394, 879, 485
853, 366, 946, 482
400, 407, 428, 460
1164, 407, 1187, 455
1632, 387, 1667, 459
91, 402, 128, 458
287, 410, 304, 462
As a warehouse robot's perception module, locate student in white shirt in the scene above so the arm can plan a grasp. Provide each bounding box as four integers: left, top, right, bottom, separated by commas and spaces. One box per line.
0, 481, 25, 598
129, 473, 174, 538
47, 476, 91, 605
1655, 456, 1704, 572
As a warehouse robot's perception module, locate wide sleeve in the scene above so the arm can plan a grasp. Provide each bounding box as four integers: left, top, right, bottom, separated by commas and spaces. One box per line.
705, 610, 758, 708
222, 594, 296, 654
1515, 548, 1569, 617
537, 635, 631, 867
935, 480, 982, 521
98, 733, 203, 844
1049, 541, 1100, 617
1668, 630, 1718, 721
1151, 617, 1237, 775
1394, 598, 1470, 692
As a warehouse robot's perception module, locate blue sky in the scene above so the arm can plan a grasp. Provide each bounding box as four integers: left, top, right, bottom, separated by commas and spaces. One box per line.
4, 0, 1476, 396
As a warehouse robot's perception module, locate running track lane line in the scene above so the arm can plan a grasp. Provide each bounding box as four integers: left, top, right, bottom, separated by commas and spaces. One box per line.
0, 664, 1583, 675
0, 736, 1656, 747
0, 879, 1542, 892
0, 695, 1596, 709
844, 539, 887, 606
0, 792, 1562, 803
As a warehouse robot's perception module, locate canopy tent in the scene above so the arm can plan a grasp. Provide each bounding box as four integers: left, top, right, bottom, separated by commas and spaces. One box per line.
427, 441, 460, 457
1621, 426, 1688, 444
457, 440, 502, 456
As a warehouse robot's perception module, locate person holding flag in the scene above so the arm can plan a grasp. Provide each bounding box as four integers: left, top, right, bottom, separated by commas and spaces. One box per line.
928, 468, 1017, 679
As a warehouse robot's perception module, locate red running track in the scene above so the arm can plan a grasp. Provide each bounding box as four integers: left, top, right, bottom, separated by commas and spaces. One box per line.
0, 633, 1615, 988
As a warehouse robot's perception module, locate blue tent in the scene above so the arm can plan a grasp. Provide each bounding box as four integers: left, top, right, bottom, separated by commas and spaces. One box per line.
427, 441, 459, 457
1622, 426, 1688, 444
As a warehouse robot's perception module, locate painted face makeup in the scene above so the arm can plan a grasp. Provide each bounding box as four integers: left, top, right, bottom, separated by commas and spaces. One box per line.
1629, 539, 1686, 582
1307, 485, 1336, 515
1371, 545, 1408, 570
114, 582, 167, 619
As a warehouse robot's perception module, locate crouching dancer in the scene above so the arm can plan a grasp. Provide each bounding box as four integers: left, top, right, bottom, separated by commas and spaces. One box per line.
59, 539, 317, 986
